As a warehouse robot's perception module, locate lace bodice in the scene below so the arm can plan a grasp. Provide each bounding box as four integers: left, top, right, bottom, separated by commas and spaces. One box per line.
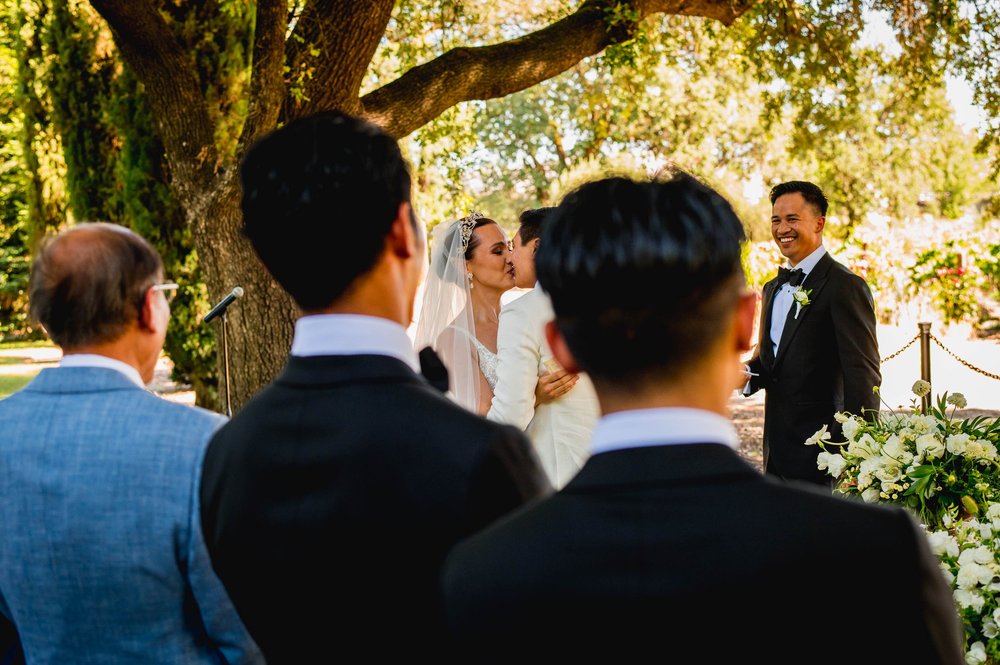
470, 337, 499, 391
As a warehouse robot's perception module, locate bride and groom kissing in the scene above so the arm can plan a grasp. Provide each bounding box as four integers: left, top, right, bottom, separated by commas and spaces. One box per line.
413, 208, 600, 488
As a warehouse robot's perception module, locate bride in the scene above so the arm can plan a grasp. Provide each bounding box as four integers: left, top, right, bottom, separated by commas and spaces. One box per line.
414, 212, 516, 415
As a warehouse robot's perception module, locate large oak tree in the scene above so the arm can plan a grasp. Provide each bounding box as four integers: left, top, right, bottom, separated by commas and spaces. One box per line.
82, 0, 998, 407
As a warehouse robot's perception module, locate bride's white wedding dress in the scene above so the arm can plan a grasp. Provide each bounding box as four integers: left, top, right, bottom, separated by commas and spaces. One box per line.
452, 326, 499, 390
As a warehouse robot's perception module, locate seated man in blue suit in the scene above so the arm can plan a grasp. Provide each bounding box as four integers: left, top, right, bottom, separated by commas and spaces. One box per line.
0, 223, 261, 665
442, 175, 964, 663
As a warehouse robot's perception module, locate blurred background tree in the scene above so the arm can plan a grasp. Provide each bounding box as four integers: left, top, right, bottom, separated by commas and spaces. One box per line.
0, 0, 997, 408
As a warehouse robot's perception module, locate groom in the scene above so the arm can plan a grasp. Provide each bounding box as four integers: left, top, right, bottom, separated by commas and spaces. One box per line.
441, 174, 962, 662
744, 180, 880, 484
487, 208, 600, 488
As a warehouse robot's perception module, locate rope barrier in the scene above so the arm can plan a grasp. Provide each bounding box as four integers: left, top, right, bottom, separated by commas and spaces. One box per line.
880, 334, 920, 364
929, 333, 1000, 382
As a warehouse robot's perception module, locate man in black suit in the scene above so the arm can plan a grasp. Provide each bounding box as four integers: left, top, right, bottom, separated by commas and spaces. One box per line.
744, 180, 881, 484
441, 175, 963, 663
199, 111, 550, 663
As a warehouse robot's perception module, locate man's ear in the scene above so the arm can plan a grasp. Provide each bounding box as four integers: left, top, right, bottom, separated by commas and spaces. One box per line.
544, 320, 581, 374
137, 287, 159, 333
735, 291, 757, 353
815, 215, 826, 234
388, 202, 418, 259
530, 237, 541, 256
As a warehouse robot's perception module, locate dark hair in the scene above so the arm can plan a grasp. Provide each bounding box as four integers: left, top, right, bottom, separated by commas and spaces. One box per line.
536, 175, 746, 384
240, 111, 412, 311
29, 223, 163, 349
769, 180, 828, 216
517, 207, 555, 246
433, 216, 498, 280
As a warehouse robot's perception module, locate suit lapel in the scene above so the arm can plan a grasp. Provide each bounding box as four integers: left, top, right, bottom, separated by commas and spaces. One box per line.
773, 253, 834, 369
759, 280, 778, 367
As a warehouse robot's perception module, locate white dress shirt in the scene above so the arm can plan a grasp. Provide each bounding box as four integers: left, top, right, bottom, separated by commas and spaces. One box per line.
60, 353, 145, 388
290, 314, 420, 372
769, 244, 826, 354
590, 407, 740, 455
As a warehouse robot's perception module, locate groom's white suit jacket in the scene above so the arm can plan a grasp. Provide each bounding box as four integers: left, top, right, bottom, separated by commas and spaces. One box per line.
488, 287, 600, 488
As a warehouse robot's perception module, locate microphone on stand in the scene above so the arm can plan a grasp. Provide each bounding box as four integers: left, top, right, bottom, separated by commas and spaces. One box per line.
202, 286, 244, 417
203, 287, 244, 324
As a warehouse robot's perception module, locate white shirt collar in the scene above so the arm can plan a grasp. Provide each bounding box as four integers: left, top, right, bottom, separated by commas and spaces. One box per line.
290, 314, 420, 372
590, 407, 740, 455
59, 353, 145, 388
786, 243, 826, 276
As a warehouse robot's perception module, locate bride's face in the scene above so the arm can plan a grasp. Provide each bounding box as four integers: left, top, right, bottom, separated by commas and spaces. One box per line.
467, 223, 515, 293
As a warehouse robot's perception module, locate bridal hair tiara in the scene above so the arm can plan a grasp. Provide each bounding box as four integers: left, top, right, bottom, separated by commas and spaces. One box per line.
458, 211, 484, 251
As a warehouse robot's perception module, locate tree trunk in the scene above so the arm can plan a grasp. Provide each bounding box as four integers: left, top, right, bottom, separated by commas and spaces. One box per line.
191, 171, 296, 411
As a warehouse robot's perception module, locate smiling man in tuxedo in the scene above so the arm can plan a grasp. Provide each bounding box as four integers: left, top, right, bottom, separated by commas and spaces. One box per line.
744, 180, 881, 484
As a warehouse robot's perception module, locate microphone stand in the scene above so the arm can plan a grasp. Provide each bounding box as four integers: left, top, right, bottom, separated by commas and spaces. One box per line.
222, 311, 232, 417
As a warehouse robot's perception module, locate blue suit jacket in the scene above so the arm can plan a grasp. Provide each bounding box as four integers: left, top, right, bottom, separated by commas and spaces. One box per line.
0, 367, 262, 664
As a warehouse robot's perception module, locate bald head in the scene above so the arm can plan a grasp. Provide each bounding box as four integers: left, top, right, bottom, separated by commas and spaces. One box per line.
30, 223, 164, 349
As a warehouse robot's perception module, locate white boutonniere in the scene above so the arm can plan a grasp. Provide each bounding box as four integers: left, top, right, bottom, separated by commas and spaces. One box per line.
792, 287, 812, 319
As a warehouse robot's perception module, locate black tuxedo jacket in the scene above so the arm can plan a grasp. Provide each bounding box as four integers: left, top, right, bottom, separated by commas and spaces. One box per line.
747, 252, 880, 483
442, 444, 963, 663
199, 354, 550, 663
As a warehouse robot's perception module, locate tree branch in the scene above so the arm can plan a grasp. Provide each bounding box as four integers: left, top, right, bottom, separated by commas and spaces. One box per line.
285, 0, 395, 117
88, 0, 217, 191
236, 0, 287, 154
362, 0, 759, 137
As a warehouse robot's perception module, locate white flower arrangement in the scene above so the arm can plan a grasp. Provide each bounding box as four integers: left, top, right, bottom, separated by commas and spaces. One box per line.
807, 381, 1000, 661
807, 384, 999, 524
927, 504, 1000, 664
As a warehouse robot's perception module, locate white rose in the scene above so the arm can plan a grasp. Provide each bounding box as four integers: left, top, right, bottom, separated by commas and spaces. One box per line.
927, 531, 961, 558
910, 415, 937, 434
955, 589, 986, 612
967, 641, 987, 665
876, 461, 903, 484
842, 418, 862, 443
916, 433, 945, 459
977, 440, 998, 462
825, 453, 847, 478
862, 487, 881, 503
947, 432, 972, 455
882, 434, 914, 465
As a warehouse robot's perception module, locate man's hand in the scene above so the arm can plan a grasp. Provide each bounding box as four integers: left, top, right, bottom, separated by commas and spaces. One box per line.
535, 369, 579, 405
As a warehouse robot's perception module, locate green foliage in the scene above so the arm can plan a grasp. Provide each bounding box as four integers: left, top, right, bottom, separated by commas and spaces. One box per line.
105, 66, 218, 405
44, 0, 116, 221
0, 372, 34, 398
908, 241, 981, 324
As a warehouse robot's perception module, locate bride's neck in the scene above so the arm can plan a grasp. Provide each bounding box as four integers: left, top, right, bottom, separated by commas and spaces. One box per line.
470, 286, 503, 324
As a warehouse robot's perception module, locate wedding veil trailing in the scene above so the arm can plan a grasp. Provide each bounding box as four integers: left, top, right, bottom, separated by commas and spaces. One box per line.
413, 215, 482, 412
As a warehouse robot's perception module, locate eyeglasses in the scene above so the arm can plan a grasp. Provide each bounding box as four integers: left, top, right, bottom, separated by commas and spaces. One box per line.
152, 282, 179, 303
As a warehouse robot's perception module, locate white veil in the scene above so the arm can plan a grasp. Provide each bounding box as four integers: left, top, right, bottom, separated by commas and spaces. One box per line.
413, 214, 482, 412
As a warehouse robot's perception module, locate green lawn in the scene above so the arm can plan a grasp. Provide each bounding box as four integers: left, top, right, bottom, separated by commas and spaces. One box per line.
0, 339, 52, 350
0, 373, 35, 399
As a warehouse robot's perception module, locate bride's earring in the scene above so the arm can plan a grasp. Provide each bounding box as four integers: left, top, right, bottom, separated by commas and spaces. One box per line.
467, 272, 474, 289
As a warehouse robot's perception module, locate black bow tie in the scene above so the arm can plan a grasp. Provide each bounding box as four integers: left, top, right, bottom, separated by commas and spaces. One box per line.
776, 267, 804, 287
